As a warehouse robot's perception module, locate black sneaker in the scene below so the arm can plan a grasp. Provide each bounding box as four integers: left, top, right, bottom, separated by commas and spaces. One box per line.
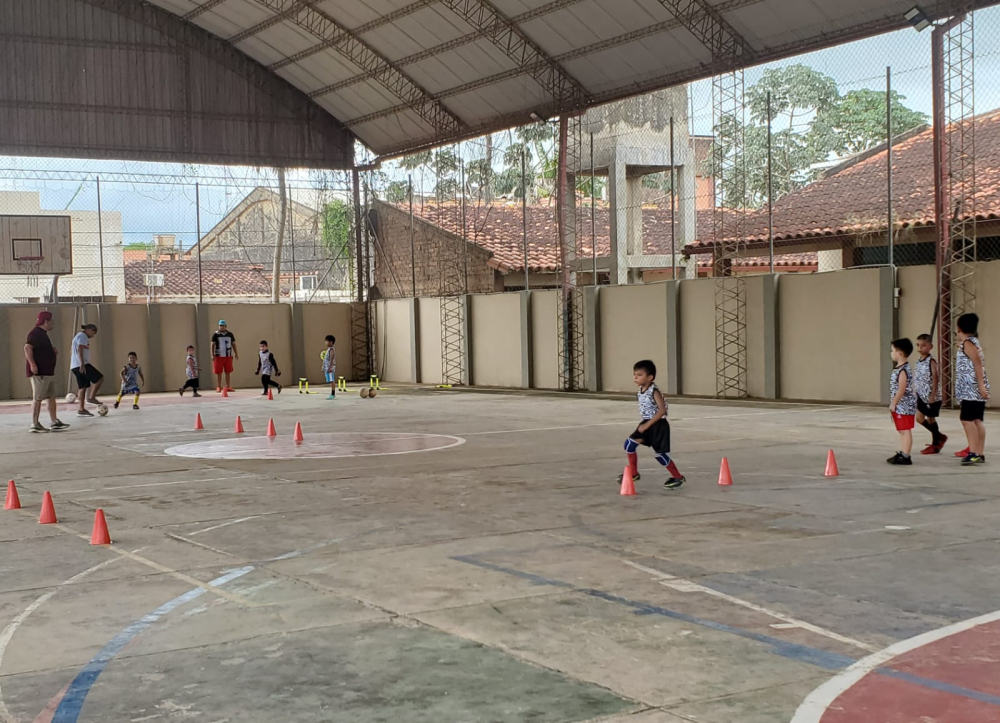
616, 472, 640, 484
193, 392, 202, 397
113, 401, 120, 409
277, 384, 282, 394
887, 452, 912, 465
663, 476, 686, 489
49, 420, 70, 431
77, 409, 94, 417
961, 453, 985, 466
29, 422, 49, 433
178, 388, 184, 396
132, 404, 139, 410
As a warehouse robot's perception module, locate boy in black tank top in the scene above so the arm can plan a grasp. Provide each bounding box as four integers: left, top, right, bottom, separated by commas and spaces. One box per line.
621, 360, 685, 490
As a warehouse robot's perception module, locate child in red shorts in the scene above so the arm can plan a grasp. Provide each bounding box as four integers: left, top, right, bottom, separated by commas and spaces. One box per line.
888, 338, 916, 465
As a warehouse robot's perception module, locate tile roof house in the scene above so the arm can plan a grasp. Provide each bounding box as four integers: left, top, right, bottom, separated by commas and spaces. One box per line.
124, 259, 289, 303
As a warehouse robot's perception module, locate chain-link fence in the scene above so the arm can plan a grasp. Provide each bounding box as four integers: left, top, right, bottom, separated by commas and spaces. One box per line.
0, 162, 358, 304
364, 6, 1000, 294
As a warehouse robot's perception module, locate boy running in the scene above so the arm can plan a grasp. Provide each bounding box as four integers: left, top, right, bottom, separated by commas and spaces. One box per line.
322, 335, 337, 399
114, 352, 144, 410
622, 360, 685, 489
887, 338, 916, 465
179, 345, 201, 397
255, 340, 282, 395
955, 313, 990, 466
914, 334, 946, 454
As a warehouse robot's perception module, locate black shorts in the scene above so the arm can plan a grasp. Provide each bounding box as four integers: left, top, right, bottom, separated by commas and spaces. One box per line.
72, 364, 103, 389
917, 398, 942, 418
630, 419, 670, 455
960, 400, 987, 422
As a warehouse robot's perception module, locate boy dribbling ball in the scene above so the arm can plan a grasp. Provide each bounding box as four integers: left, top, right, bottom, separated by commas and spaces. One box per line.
114, 352, 144, 410
622, 360, 685, 490
887, 338, 916, 465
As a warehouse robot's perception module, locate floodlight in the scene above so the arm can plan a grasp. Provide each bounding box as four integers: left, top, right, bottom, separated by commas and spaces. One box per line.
905, 7, 930, 32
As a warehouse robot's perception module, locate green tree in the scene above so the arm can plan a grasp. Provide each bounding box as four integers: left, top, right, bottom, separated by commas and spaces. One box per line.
385, 180, 409, 204
321, 198, 353, 258
811, 89, 929, 156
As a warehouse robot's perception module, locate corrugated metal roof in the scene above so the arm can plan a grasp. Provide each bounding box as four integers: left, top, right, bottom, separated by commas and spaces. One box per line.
147, 0, 997, 157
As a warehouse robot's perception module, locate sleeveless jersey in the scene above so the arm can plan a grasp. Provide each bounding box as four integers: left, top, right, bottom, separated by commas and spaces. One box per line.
956, 337, 990, 402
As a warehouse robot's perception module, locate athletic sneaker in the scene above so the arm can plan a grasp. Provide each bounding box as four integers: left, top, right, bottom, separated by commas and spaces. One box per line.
663, 476, 686, 489
77, 409, 94, 417
887, 452, 912, 465
193, 392, 202, 397
50, 420, 69, 431
327, 394, 336, 400
113, 401, 120, 409
961, 453, 984, 466
225, 387, 235, 392
216, 387, 223, 393
28, 422, 49, 433
955, 446, 970, 457
937, 434, 948, 451
276, 384, 282, 394
920, 444, 939, 455
616, 472, 640, 484
132, 404, 139, 410
261, 391, 268, 396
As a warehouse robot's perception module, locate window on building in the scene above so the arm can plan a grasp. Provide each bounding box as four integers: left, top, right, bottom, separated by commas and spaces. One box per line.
299, 275, 319, 290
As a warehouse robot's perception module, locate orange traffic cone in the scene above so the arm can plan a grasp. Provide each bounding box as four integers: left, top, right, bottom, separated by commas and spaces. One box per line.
824, 449, 840, 478
5, 480, 20, 510
620, 467, 636, 496
267, 388, 274, 400
39, 491, 57, 524
194, 413, 204, 430
222, 388, 229, 398
90, 509, 111, 545
293, 422, 304, 443
718, 458, 734, 487
266, 418, 277, 437
234, 415, 244, 433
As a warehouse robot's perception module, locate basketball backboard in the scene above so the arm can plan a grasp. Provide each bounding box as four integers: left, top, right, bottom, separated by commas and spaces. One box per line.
0, 215, 72, 275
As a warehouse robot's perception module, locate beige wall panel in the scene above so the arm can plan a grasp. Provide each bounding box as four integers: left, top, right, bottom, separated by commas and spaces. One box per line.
531, 290, 559, 390
301, 303, 353, 384
471, 293, 523, 388
419, 298, 443, 385
159, 304, 197, 391
897, 265, 938, 343
204, 304, 292, 390
746, 275, 766, 399
377, 299, 414, 382
679, 279, 717, 396
599, 284, 669, 392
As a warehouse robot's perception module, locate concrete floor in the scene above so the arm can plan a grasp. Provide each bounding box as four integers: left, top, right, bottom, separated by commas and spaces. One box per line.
0, 387, 998, 723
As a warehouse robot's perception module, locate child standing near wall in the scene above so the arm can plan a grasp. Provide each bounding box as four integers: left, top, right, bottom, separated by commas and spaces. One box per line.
255, 341, 282, 395
322, 335, 337, 400
955, 313, 990, 466
114, 352, 144, 410
179, 345, 201, 397
888, 338, 916, 465
621, 360, 685, 489
914, 334, 946, 454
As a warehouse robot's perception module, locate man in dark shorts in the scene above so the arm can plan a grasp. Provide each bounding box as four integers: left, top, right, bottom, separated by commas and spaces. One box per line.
24, 311, 69, 433
71, 323, 104, 417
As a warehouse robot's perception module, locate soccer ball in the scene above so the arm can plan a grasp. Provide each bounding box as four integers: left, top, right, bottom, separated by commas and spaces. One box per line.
97, 404, 109, 417
360, 387, 369, 398
65, 393, 77, 404
368, 389, 377, 398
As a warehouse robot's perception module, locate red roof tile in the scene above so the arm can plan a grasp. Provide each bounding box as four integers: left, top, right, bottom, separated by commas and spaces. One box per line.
124, 259, 286, 300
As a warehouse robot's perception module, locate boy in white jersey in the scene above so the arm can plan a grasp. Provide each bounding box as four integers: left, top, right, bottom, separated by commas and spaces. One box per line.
622, 360, 685, 490
322, 335, 337, 399
255, 340, 282, 395
179, 345, 201, 397
955, 313, 990, 466
114, 352, 144, 410
914, 334, 946, 454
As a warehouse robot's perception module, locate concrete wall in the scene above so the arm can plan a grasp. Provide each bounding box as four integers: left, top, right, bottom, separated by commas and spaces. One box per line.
898, 265, 937, 342
419, 298, 443, 385
679, 278, 716, 397
599, 284, 669, 392
470, 293, 524, 388
299, 303, 354, 384
159, 305, 197, 391
972, 262, 999, 408
376, 299, 415, 383
530, 290, 559, 390
780, 268, 886, 403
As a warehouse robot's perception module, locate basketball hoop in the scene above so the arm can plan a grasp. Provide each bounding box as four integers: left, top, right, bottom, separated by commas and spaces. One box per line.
16, 257, 43, 287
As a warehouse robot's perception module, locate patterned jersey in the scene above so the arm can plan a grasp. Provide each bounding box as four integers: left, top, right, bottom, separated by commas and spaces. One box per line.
259, 350, 275, 376
890, 363, 916, 415
322, 346, 336, 373
121, 364, 142, 393
956, 337, 990, 402
913, 354, 940, 403
637, 383, 665, 421
186, 354, 199, 379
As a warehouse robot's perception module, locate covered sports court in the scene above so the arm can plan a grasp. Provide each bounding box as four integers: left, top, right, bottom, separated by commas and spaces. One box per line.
2, 1, 1000, 722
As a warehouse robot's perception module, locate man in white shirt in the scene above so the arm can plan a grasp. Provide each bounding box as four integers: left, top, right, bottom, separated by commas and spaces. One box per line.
71, 324, 104, 417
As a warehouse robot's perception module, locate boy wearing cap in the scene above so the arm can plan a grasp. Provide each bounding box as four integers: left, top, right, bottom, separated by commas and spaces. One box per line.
211, 320, 238, 392
24, 311, 69, 433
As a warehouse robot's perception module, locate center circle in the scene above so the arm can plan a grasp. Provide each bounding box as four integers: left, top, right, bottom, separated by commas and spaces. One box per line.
164, 432, 465, 460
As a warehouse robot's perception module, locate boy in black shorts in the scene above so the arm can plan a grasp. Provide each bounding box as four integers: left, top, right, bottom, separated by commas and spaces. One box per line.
914, 333, 947, 454
955, 313, 990, 465
622, 360, 685, 490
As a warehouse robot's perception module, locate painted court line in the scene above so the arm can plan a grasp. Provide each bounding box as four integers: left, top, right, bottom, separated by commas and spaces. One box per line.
790, 609, 1000, 722
59, 474, 256, 495
621, 559, 877, 652
190, 516, 261, 536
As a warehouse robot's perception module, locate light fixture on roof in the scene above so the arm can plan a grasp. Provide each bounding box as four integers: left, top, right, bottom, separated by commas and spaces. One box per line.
905, 6, 931, 32
529, 111, 548, 123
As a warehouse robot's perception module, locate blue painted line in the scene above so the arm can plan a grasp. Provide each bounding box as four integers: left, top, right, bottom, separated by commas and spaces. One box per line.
51, 566, 253, 723
452, 555, 1000, 708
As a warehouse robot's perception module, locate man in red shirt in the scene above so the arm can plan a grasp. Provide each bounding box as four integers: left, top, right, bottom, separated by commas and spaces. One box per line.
24, 311, 70, 433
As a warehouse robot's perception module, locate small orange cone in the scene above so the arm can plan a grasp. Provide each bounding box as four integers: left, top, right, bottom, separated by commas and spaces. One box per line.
39, 491, 57, 524
620, 467, 636, 496
90, 509, 111, 545
234, 416, 244, 433
222, 388, 229, 398
718, 458, 734, 487
194, 413, 204, 430
5, 480, 21, 510
824, 449, 840, 477
267, 388, 274, 400
293, 422, 304, 443
266, 418, 277, 437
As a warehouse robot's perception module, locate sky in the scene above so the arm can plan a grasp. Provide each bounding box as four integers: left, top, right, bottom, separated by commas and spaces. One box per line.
2, 6, 1000, 251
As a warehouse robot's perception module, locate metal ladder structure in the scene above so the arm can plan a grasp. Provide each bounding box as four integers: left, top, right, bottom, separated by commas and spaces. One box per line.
556, 116, 587, 392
